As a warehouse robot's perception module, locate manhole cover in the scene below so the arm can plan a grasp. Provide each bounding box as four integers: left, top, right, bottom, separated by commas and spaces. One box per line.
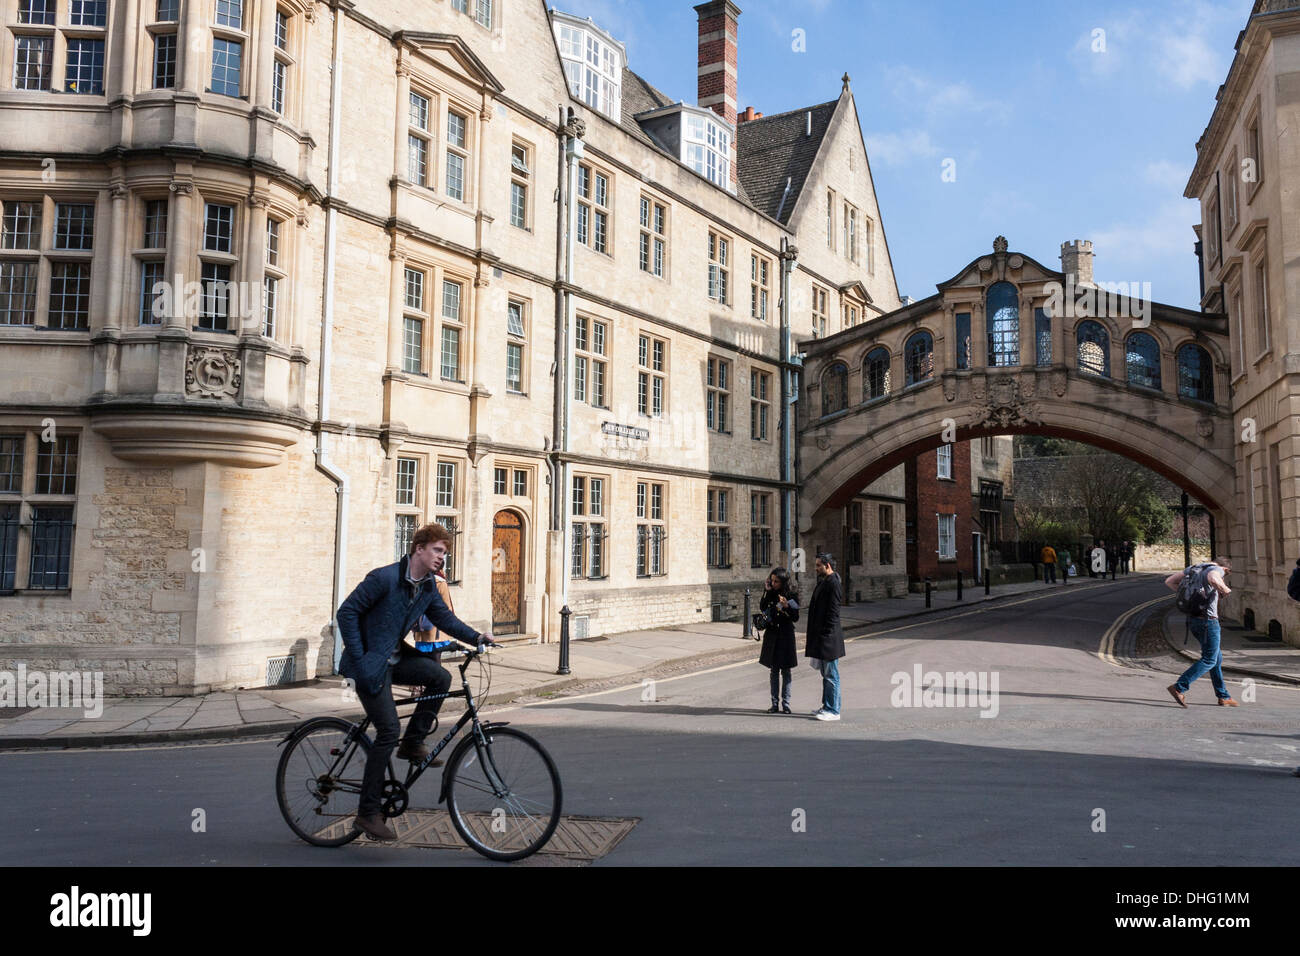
320, 811, 638, 862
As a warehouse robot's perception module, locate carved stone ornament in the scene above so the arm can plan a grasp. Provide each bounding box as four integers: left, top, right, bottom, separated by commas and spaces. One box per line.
1008, 254, 1024, 270
973, 374, 1041, 429
185, 346, 243, 400
565, 114, 586, 139
1051, 369, 1067, 397
1020, 372, 1037, 399
942, 375, 956, 402
169, 181, 194, 195
1197, 417, 1214, 438
993, 236, 1009, 254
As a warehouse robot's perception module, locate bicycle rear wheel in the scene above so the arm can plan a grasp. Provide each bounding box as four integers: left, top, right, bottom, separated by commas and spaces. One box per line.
445, 726, 562, 861
276, 717, 371, 847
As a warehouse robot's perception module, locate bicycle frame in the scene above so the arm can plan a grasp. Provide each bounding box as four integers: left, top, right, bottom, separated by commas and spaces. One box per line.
301, 649, 511, 807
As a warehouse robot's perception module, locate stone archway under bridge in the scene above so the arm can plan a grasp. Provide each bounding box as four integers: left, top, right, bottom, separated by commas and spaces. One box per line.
795, 238, 1235, 586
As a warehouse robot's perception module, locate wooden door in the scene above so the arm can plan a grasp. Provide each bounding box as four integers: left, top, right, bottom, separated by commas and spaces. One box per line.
491, 510, 523, 633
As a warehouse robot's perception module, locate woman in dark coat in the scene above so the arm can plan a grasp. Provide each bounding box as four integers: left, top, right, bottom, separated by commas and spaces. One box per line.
758, 567, 800, 714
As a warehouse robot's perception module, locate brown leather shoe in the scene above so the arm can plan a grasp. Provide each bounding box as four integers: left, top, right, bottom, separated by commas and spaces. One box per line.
1166, 684, 1188, 708
353, 813, 397, 842
1217, 697, 1240, 707
396, 739, 442, 766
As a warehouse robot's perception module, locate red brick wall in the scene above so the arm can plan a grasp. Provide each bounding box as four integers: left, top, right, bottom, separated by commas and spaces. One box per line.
906, 442, 976, 583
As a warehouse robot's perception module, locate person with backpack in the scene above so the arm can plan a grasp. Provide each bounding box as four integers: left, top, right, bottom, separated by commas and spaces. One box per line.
1287, 558, 1300, 604
1164, 558, 1238, 708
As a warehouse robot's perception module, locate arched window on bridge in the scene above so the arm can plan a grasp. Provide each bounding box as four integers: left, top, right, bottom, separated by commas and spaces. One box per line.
1177, 344, 1215, 403
986, 281, 1019, 367
955, 313, 971, 369
863, 348, 891, 401
1125, 332, 1161, 390
905, 332, 934, 387
821, 361, 849, 416
1076, 321, 1110, 377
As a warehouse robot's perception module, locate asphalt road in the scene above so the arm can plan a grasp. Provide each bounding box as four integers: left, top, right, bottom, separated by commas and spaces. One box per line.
4, 575, 1298, 866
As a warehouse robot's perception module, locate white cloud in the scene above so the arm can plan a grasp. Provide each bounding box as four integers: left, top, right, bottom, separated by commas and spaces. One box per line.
1071, 1, 1252, 91
882, 65, 1012, 123
1142, 160, 1192, 192
1090, 197, 1201, 287
865, 129, 940, 166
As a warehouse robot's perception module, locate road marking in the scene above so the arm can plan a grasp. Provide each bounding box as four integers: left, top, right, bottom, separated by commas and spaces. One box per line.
516, 582, 1117, 711
1096, 595, 1174, 666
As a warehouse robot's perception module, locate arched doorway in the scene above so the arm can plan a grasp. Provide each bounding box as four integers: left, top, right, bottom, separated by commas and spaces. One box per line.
492, 510, 524, 634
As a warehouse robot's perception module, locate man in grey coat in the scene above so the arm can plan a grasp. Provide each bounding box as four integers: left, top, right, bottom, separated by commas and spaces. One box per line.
805, 553, 846, 721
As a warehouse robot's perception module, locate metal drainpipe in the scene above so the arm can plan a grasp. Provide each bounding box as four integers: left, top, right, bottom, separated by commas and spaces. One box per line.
560, 112, 582, 617
779, 237, 798, 561
314, 5, 350, 671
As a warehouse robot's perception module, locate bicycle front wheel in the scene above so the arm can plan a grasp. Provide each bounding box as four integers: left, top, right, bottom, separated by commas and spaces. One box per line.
445, 726, 562, 861
275, 716, 371, 847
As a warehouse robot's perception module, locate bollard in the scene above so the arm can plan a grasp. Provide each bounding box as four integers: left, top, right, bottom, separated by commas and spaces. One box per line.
984, 568, 990, 596
743, 588, 752, 640
925, 578, 932, 608
556, 605, 572, 675
956, 571, 963, 601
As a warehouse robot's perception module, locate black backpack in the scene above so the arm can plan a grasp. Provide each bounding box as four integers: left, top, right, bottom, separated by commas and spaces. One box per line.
1175, 564, 1215, 617
1287, 568, 1300, 603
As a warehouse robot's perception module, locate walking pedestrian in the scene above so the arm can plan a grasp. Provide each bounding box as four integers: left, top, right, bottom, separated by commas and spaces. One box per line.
757, 567, 800, 714
336, 522, 494, 842
805, 553, 846, 721
1040, 544, 1057, 584
1121, 540, 1133, 574
1164, 558, 1238, 708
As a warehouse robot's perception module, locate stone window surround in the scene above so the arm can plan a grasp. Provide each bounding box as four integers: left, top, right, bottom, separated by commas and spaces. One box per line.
0, 192, 98, 331
398, 72, 479, 207
0, 424, 79, 595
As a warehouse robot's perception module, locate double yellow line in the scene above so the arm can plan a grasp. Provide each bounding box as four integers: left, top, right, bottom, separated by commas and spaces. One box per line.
1096, 595, 1172, 665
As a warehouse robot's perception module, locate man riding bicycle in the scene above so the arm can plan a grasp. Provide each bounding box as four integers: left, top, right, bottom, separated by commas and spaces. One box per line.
336, 522, 493, 841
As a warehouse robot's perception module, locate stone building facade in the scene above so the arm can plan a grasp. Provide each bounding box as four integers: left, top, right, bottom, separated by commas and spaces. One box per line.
1185, 0, 1300, 644
0, 0, 904, 692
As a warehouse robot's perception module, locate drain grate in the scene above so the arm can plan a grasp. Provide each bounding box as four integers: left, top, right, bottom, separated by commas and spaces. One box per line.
323, 810, 639, 862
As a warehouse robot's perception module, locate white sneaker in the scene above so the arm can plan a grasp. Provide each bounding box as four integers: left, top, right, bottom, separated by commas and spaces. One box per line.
815, 710, 841, 721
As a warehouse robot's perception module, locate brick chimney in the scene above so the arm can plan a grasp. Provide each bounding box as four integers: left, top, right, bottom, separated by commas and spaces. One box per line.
695, 1, 740, 125
1060, 240, 1095, 287
695, 1, 740, 189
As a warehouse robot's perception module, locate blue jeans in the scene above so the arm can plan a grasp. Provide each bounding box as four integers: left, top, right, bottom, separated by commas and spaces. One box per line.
1175, 618, 1230, 699
818, 659, 841, 714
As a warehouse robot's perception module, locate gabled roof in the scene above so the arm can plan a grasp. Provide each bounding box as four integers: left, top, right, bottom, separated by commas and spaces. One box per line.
736, 99, 838, 224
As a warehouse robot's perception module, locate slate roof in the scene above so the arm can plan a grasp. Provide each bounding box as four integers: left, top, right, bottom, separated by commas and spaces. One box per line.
735, 99, 839, 224
613, 68, 838, 217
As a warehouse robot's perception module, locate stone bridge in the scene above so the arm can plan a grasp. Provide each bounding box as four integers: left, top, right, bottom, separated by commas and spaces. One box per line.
797, 239, 1235, 532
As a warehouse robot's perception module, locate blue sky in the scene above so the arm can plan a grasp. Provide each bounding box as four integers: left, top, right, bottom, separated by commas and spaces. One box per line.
551, 0, 1254, 309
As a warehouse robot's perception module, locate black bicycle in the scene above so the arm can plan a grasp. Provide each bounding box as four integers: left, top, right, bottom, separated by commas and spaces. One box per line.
275, 645, 562, 861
